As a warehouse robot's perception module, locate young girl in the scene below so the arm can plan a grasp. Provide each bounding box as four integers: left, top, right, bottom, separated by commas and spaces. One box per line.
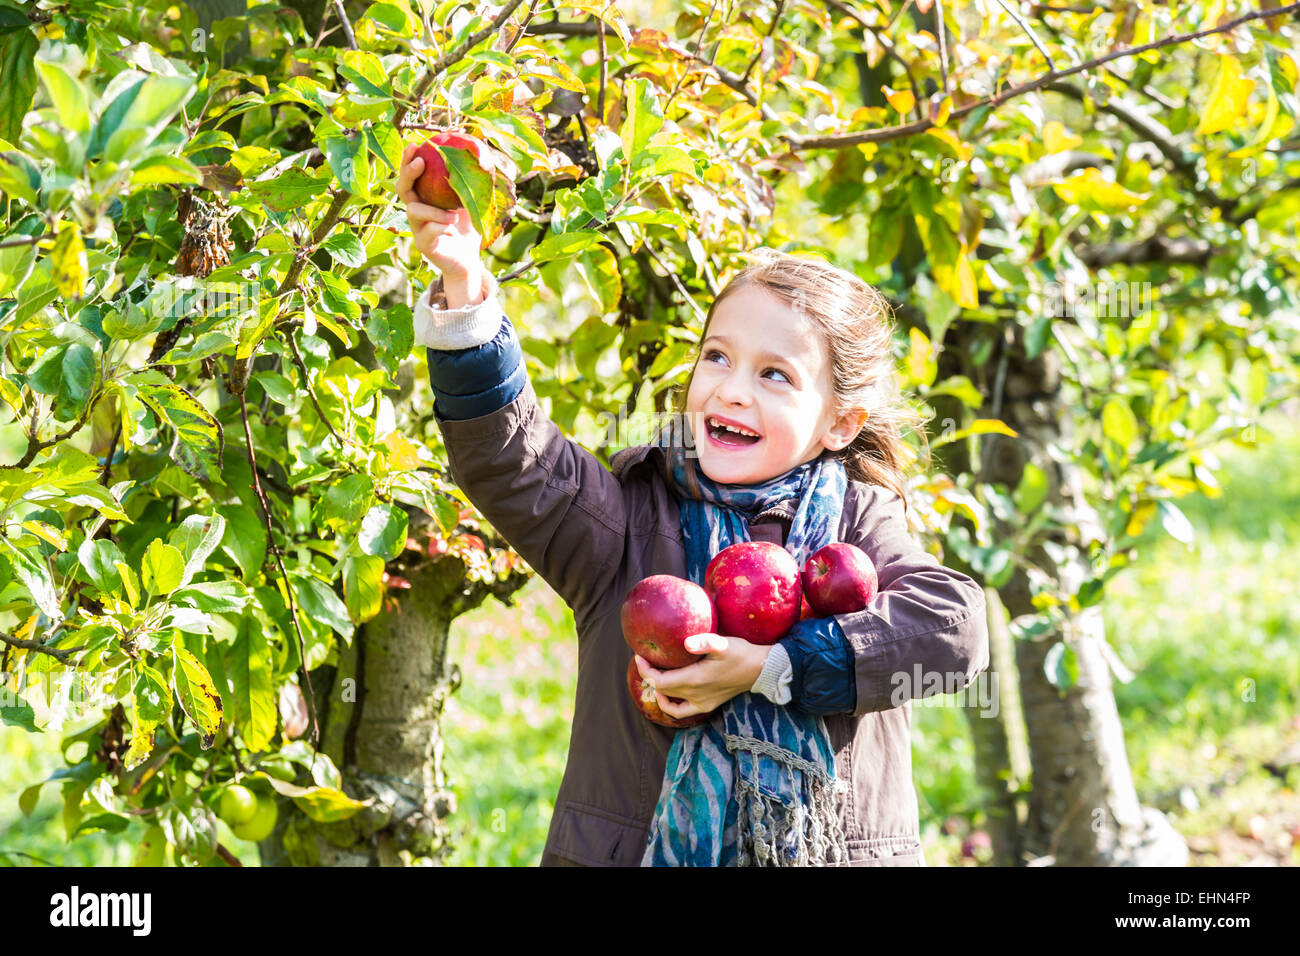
399, 148, 990, 867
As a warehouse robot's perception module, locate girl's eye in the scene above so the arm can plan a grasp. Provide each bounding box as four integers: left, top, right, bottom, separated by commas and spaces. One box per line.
701, 349, 789, 383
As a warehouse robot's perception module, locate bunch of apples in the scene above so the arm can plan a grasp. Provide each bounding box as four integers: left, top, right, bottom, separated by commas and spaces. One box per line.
622, 541, 879, 727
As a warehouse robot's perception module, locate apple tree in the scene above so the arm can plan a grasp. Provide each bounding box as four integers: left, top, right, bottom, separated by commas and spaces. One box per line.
2, 0, 1297, 870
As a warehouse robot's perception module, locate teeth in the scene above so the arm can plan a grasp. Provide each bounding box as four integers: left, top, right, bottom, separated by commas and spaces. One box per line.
710, 417, 759, 438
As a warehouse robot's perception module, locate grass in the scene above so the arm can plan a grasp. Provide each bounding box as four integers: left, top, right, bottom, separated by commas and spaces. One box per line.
5, 413, 1299, 866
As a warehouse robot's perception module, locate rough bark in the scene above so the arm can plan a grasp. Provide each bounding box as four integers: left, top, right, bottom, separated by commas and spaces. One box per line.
258, 555, 526, 866
939, 318, 1188, 866
961, 586, 1029, 865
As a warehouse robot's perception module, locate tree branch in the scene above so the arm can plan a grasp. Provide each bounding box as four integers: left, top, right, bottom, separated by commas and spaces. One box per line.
238, 392, 320, 750
1077, 235, 1217, 268
0, 632, 83, 663
784, 1, 1300, 150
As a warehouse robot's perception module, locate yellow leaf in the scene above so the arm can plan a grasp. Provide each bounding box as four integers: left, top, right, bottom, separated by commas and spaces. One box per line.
953, 253, 979, 309
925, 126, 972, 160
382, 431, 423, 472
906, 327, 937, 388
882, 85, 915, 115
1044, 121, 1082, 154
51, 221, 88, 299
929, 95, 952, 127
1196, 54, 1255, 136
1051, 168, 1149, 213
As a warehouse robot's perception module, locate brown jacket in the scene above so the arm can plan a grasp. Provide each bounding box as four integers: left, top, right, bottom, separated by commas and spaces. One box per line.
437, 378, 990, 866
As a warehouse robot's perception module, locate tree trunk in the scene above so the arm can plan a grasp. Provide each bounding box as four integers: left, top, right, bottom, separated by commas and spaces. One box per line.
961, 586, 1029, 865
941, 319, 1188, 866
258, 555, 522, 866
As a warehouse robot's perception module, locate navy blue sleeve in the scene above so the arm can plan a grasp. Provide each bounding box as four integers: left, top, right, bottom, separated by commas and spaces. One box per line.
779, 616, 856, 715
426, 313, 528, 420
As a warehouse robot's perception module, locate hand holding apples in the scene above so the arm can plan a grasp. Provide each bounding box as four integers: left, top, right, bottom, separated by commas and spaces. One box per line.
397, 142, 487, 310
634, 634, 770, 722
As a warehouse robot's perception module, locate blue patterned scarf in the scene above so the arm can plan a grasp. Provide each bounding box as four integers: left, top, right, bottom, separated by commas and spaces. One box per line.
640, 419, 850, 866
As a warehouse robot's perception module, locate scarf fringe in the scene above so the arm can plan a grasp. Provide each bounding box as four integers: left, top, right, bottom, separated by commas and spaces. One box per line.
725, 733, 850, 867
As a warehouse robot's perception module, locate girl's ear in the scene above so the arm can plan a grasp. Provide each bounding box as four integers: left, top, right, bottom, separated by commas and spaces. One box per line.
823, 406, 870, 452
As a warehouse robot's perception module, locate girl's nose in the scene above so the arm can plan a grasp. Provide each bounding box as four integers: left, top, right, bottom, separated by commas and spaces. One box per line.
716, 372, 751, 407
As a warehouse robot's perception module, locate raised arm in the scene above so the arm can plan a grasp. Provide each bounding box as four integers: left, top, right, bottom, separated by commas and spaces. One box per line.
398, 145, 631, 623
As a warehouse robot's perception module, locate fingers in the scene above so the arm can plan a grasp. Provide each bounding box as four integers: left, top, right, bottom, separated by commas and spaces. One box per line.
407, 200, 458, 227
397, 151, 424, 201
685, 633, 729, 655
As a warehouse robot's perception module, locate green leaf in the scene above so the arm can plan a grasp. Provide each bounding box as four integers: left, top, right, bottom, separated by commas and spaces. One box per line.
366, 304, 413, 373
168, 513, 227, 586
1157, 499, 1195, 547
620, 76, 663, 165
102, 74, 197, 164
3, 541, 58, 617
130, 154, 203, 186
292, 574, 354, 640
225, 615, 275, 751
247, 166, 328, 213
531, 230, 605, 262
321, 232, 367, 268
174, 580, 250, 613
143, 538, 185, 595
320, 473, 375, 530
77, 537, 125, 595
342, 554, 384, 623
35, 59, 89, 135
217, 503, 267, 580
0, 25, 38, 146
135, 379, 224, 481
2, 700, 38, 732
134, 665, 173, 725
357, 502, 408, 560
324, 130, 370, 198
1014, 463, 1049, 514
0, 150, 42, 206
1043, 640, 1078, 690
50, 222, 89, 300
290, 785, 368, 823
172, 644, 223, 745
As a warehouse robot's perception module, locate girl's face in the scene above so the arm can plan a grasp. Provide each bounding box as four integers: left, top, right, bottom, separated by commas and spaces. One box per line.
684, 285, 868, 486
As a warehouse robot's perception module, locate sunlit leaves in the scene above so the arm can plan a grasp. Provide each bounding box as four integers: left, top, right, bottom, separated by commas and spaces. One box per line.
1196, 53, 1255, 136
171, 644, 223, 747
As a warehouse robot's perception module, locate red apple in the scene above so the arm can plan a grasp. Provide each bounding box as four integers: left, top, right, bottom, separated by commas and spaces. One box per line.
802, 542, 878, 616
799, 594, 815, 621
704, 541, 802, 645
621, 574, 715, 669
626, 657, 713, 729
412, 130, 492, 209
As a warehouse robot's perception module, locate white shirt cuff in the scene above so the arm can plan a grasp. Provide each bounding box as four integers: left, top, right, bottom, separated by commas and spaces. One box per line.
412, 269, 503, 350
751, 642, 793, 705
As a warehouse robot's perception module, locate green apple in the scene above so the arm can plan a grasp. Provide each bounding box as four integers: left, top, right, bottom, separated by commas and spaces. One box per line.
231, 795, 278, 842
216, 784, 259, 827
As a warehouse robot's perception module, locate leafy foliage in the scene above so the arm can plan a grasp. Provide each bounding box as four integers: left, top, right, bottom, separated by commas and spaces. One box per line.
0, 0, 1297, 864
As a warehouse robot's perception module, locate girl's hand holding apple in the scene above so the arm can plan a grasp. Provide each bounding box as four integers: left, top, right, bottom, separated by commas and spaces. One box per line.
634, 635, 771, 720
397, 143, 488, 310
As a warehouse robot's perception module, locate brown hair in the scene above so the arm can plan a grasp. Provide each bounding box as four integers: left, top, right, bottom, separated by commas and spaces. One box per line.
672, 250, 928, 510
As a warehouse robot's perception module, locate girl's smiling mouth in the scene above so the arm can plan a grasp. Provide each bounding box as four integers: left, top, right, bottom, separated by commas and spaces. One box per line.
704, 414, 763, 449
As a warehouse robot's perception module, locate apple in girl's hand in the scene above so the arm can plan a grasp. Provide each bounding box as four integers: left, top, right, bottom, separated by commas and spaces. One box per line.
621, 575, 715, 669
704, 542, 802, 645
412, 130, 493, 209
802, 542, 878, 616
626, 658, 714, 729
